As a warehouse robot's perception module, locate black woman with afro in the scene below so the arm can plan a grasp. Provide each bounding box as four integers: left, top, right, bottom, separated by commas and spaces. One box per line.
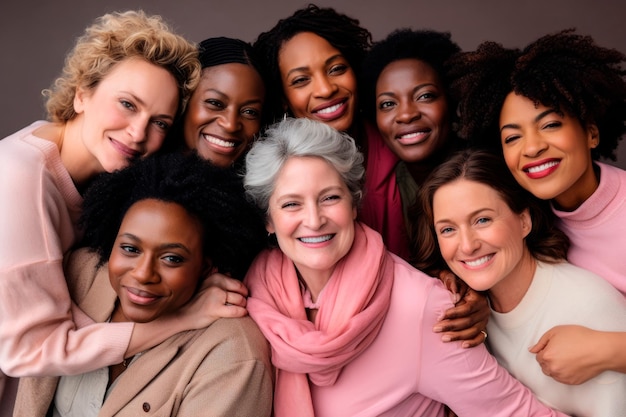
14, 152, 272, 416
449, 29, 626, 387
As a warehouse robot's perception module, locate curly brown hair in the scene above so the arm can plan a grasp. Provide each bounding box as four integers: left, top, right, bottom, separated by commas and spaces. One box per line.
449, 29, 626, 160
43, 10, 200, 124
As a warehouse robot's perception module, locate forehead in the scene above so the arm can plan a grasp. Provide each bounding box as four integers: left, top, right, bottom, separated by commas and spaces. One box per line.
122, 199, 201, 234
379, 59, 438, 83
273, 156, 343, 190
434, 179, 506, 214
279, 32, 342, 67
198, 63, 265, 93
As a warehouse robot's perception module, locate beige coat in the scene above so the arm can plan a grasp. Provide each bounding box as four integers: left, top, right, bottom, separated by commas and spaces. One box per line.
13, 250, 273, 416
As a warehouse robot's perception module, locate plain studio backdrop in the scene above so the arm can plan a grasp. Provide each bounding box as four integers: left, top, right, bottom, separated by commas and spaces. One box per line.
2, 0, 625, 167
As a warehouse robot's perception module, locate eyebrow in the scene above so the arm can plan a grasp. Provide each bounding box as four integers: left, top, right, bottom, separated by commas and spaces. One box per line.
500, 108, 555, 133
204, 88, 264, 105
123, 92, 175, 122
434, 207, 495, 226
377, 83, 436, 99
285, 54, 345, 78
274, 185, 346, 202
118, 232, 192, 255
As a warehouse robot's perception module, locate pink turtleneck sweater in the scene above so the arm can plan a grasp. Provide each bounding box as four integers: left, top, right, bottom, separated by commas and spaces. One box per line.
554, 162, 626, 296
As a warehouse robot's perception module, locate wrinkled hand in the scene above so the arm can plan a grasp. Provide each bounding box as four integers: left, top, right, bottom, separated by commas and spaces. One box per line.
175, 272, 249, 329
529, 325, 608, 385
434, 272, 490, 348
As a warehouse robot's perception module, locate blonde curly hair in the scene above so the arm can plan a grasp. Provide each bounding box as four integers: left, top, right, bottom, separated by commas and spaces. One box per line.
44, 10, 200, 123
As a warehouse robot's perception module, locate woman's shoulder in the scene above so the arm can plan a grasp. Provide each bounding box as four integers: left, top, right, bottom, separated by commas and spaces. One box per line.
390, 254, 454, 311
545, 261, 624, 299
183, 316, 270, 362
0, 121, 52, 162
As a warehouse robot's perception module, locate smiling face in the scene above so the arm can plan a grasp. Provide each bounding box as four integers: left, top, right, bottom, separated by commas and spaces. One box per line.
499, 92, 599, 211
266, 156, 357, 283
278, 32, 357, 132
74, 57, 179, 173
108, 199, 207, 323
375, 59, 450, 163
433, 179, 532, 294
183, 63, 265, 167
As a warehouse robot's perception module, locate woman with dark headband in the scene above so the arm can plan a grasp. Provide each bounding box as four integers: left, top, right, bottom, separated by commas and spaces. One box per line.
168, 36, 267, 168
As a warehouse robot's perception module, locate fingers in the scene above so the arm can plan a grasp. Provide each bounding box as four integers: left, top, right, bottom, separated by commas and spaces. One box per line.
455, 279, 470, 301
439, 302, 472, 321
529, 330, 551, 354
435, 290, 489, 348
224, 290, 247, 308
210, 303, 248, 319
439, 294, 489, 323
203, 272, 249, 297
438, 270, 458, 293
435, 314, 475, 332
438, 327, 486, 348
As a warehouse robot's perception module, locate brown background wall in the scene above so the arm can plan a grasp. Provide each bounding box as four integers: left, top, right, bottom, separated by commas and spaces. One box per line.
2, 0, 625, 166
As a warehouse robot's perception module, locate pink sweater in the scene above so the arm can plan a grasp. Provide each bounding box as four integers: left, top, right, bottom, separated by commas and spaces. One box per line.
309, 255, 568, 416
0, 122, 133, 380
554, 162, 626, 296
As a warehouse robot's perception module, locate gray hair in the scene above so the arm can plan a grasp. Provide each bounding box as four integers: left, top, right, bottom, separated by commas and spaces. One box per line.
244, 117, 365, 215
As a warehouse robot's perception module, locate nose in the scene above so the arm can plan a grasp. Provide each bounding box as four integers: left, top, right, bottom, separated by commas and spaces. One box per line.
396, 100, 421, 124
131, 254, 160, 284
522, 130, 548, 158
217, 108, 241, 133
313, 75, 338, 98
127, 115, 150, 144
459, 228, 480, 255
303, 204, 325, 230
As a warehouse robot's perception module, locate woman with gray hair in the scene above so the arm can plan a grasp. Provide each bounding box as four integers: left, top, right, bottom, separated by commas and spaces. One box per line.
242, 117, 568, 417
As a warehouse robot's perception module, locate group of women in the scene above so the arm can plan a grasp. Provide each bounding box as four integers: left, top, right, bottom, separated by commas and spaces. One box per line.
1, 4, 625, 417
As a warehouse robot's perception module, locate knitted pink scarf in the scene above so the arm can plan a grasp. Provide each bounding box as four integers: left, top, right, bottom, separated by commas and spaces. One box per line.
245, 222, 394, 417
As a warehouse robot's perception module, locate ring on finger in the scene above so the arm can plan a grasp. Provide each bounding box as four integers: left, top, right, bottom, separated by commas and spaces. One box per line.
481, 330, 488, 341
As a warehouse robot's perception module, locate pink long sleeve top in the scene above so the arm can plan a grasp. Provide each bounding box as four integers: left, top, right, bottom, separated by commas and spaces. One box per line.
0, 122, 133, 380
307, 255, 568, 416
554, 162, 626, 296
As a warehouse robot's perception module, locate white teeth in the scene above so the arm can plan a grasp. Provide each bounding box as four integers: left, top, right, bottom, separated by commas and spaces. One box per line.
204, 135, 236, 148
527, 161, 558, 173
316, 103, 342, 114
399, 132, 424, 140
300, 235, 332, 243
464, 255, 492, 267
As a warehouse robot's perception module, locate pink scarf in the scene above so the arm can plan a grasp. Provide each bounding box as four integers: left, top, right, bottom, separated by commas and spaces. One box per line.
245, 222, 394, 417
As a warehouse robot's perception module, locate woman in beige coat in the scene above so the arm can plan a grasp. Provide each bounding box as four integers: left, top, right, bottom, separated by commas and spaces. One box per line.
14, 152, 273, 417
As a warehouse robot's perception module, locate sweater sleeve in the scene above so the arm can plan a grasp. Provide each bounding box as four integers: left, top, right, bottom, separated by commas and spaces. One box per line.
0, 137, 133, 377
416, 283, 570, 417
